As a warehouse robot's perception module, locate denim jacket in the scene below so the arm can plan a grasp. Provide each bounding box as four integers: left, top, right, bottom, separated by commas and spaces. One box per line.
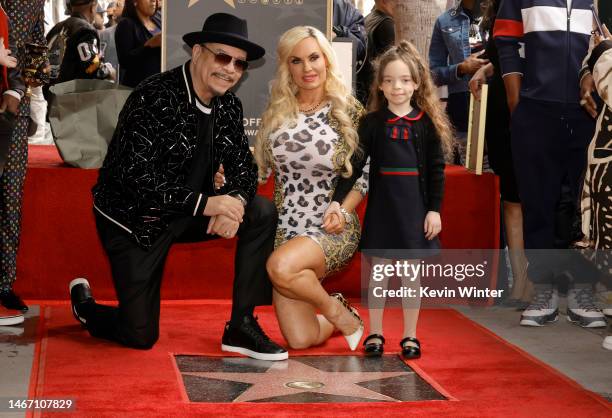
429, 4, 476, 95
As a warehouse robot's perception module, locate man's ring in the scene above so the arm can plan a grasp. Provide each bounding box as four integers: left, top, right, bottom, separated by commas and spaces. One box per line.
224, 231, 230, 236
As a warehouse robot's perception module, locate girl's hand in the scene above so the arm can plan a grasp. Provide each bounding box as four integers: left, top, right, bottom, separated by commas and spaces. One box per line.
424, 211, 441, 240
0, 39, 17, 68
214, 164, 225, 190
322, 201, 345, 234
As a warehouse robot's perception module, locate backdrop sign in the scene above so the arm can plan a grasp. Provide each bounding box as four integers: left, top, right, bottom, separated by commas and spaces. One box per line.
164, 0, 331, 143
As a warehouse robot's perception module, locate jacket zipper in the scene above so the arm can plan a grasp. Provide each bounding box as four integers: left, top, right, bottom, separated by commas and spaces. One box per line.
210, 103, 217, 195
565, 0, 572, 104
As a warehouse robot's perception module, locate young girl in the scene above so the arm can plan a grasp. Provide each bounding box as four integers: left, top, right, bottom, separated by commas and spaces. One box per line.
329, 41, 453, 358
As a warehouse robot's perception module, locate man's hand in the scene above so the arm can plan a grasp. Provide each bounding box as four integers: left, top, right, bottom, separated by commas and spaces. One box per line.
0, 38, 17, 68
580, 73, 598, 118
214, 164, 225, 190
203, 195, 244, 222
424, 211, 441, 240
458, 51, 489, 77
207, 214, 239, 239
0, 94, 20, 115
322, 201, 345, 234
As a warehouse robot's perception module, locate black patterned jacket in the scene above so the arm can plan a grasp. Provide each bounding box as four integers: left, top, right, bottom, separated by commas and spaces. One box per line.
93, 62, 258, 248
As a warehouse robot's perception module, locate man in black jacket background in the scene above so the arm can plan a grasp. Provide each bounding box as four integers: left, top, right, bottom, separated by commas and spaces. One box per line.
69, 13, 287, 361
46, 0, 115, 86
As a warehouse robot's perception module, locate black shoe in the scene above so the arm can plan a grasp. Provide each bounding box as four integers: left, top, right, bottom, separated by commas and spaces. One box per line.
0, 290, 28, 312
363, 333, 385, 357
400, 336, 421, 359
69, 278, 94, 327
221, 315, 288, 361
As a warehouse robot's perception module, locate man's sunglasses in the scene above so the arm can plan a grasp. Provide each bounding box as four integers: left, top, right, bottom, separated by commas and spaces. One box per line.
201, 44, 249, 71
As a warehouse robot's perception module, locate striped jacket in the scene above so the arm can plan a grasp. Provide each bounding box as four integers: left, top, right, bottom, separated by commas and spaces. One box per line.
494, 0, 593, 104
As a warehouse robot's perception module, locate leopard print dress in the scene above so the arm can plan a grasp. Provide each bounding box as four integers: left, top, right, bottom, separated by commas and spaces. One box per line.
267, 102, 368, 276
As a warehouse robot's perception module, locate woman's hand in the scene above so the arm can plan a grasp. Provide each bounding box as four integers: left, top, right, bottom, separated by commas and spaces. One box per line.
145, 33, 162, 48
214, 164, 225, 190
322, 201, 345, 234
424, 211, 441, 240
469, 63, 493, 100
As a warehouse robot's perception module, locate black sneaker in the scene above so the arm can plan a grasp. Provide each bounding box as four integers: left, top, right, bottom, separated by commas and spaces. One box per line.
221, 315, 288, 361
0, 289, 28, 312
69, 278, 94, 327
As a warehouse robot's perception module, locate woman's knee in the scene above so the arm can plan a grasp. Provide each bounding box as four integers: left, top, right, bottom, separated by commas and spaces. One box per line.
266, 254, 293, 289
283, 332, 316, 350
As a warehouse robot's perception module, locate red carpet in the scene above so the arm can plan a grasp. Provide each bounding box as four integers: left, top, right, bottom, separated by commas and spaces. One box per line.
18, 145, 500, 300
27, 302, 610, 417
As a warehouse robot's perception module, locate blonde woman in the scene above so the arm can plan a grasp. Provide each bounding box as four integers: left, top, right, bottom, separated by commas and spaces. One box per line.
254, 26, 367, 350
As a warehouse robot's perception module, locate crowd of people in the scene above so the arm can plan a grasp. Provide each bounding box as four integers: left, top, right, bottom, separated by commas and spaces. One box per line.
0, 0, 610, 358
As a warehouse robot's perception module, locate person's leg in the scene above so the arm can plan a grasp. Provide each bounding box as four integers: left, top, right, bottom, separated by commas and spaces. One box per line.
0, 116, 29, 311
231, 196, 277, 320
171, 197, 287, 360
564, 109, 605, 327
511, 99, 564, 325
366, 256, 390, 344
273, 289, 335, 349
267, 236, 361, 348
400, 260, 421, 346
504, 201, 531, 301
82, 213, 174, 349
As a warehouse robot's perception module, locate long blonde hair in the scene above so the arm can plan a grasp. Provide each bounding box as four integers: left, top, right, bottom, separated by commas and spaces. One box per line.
254, 26, 360, 181
369, 40, 454, 159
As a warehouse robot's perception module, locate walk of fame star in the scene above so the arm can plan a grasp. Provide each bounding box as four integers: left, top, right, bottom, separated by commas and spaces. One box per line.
175, 355, 445, 403
189, 0, 236, 8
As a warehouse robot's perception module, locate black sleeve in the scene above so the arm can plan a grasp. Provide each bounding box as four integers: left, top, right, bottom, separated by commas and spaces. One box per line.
6, 16, 24, 94
115, 18, 157, 72
425, 118, 445, 212
108, 88, 205, 216
332, 0, 367, 64
372, 18, 395, 57
218, 97, 258, 204
72, 28, 111, 80
331, 114, 373, 204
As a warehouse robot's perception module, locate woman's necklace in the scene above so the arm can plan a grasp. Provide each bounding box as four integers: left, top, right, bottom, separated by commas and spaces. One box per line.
298, 99, 323, 113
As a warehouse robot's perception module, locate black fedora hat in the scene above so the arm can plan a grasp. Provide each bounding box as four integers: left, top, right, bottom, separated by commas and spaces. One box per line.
183, 13, 265, 61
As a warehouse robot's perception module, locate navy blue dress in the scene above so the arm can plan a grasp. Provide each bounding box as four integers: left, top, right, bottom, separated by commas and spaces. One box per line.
360, 108, 440, 257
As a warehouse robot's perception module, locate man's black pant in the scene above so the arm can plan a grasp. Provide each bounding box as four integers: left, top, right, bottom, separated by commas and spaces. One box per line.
87, 196, 277, 349
511, 98, 597, 284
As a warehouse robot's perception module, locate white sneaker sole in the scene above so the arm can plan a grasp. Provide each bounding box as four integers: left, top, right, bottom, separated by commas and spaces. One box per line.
0, 315, 24, 326
566, 315, 607, 328
221, 344, 288, 361
603, 338, 612, 351
69, 278, 91, 326
520, 315, 558, 327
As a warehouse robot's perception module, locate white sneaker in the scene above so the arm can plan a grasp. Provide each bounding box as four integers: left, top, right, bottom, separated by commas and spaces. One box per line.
603, 336, 612, 351
0, 306, 24, 326
520, 287, 559, 326
567, 286, 607, 328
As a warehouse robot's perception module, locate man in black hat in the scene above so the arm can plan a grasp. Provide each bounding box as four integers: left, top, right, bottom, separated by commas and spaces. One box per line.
46, 0, 115, 85
69, 13, 288, 361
